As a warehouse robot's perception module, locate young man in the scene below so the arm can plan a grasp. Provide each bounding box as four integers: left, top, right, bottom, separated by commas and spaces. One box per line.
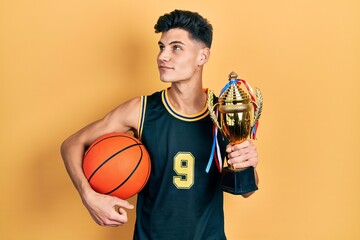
61, 9, 259, 239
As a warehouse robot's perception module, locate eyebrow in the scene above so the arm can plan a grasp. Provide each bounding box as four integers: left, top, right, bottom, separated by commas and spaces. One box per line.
158, 41, 186, 46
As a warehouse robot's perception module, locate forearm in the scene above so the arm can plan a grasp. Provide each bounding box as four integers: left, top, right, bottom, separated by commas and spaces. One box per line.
60, 135, 92, 198
59, 100, 141, 226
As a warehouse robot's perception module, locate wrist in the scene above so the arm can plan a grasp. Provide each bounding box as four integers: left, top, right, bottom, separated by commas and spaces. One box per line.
78, 180, 95, 202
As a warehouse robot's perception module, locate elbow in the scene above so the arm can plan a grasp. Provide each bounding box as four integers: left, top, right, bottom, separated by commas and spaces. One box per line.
60, 133, 87, 159
241, 191, 255, 198
60, 138, 70, 158
60, 135, 76, 157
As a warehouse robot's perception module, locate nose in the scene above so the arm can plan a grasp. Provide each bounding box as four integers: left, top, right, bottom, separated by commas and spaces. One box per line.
158, 49, 170, 62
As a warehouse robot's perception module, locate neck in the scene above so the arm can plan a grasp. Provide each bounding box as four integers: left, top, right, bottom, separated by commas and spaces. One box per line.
167, 80, 207, 115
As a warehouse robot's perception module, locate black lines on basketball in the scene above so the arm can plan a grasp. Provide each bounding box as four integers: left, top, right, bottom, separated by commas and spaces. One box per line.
105, 144, 143, 194
82, 133, 151, 199
87, 142, 142, 182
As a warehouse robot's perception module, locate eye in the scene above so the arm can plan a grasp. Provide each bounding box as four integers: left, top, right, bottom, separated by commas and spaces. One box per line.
158, 45, 165, 51
172, 45, 181, 51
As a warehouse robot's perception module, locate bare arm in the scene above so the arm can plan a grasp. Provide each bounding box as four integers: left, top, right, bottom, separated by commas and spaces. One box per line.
60, 97, 141, 226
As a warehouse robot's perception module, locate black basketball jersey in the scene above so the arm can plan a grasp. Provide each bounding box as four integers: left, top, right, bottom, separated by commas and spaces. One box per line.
133, 89, 228, 240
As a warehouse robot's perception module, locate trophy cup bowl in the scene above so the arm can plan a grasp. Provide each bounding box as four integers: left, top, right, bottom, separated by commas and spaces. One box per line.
218, 85, 253, 144
208, 71, 262, 195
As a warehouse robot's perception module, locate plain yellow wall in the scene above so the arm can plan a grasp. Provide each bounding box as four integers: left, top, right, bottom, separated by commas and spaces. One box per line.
1, 0, 359, 239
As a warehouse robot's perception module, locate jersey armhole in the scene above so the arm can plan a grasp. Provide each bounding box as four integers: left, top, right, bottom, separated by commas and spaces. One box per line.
137, 95, 147, 140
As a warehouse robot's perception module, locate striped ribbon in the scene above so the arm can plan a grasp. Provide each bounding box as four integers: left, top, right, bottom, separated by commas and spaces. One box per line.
206, 109, 222, 173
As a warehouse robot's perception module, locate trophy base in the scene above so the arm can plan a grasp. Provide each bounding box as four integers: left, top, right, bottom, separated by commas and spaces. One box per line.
221, 166, 258, 195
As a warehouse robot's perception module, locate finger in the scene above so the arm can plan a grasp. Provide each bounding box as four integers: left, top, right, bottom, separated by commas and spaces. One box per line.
233, 156, 258, 169
234, 144, 257, 157
102, 207, 128, 226
232, 160, 249, 169
114, 198, 134, 210
228, 150, 258, 165
227, 150, 247, 159
231, 140, 252, 151
89, 211, 123, 227
226, 143, 232, 153
227, 153, 247, 164
227, 146, 255, 159
113, 207, 129, 224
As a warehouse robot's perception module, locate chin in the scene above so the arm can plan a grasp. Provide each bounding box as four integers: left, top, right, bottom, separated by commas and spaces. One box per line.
159, 74, 175, 83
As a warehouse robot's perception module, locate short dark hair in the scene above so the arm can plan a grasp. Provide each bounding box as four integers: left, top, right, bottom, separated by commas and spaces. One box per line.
154, 9, 213, 48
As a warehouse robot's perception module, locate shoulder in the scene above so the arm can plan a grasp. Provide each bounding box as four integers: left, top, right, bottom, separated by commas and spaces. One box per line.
111, 96, 142, 116
102, 96, 142, 133
107, 91, 162, 132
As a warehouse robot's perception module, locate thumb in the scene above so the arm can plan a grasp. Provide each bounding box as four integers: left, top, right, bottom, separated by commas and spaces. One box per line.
226, 143, 232, 153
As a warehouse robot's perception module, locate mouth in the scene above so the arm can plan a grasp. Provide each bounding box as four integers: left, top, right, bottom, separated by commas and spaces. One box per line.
158, 65, 173, 70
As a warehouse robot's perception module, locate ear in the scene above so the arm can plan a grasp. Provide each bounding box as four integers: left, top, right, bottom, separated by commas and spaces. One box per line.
197, 47, 210, 66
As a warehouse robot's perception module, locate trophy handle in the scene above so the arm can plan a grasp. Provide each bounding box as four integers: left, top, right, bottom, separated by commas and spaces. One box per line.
252, 88, 263, 127
207, 90, 222, 130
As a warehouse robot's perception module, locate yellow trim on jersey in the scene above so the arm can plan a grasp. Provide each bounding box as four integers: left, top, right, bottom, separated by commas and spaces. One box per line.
137, 96, 147, 140
161, 88, 209, 122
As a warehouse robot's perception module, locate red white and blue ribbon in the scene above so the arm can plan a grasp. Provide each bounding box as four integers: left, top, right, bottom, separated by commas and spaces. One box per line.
206, 109, 222, 173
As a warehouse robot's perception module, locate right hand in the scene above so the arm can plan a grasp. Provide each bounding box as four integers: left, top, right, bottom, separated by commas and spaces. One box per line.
81, 190, 134, 227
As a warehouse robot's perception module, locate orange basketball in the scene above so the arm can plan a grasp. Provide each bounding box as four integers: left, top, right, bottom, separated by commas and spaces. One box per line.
83, 132, 151, 199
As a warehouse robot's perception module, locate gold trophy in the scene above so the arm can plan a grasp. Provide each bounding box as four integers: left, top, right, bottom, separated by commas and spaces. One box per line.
207, 71, 263, 195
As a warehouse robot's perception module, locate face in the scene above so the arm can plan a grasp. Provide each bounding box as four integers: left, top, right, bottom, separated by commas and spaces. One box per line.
157, 28, 209, 83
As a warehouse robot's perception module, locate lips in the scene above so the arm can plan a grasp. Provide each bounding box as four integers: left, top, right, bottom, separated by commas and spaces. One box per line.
158, 65, 173, 70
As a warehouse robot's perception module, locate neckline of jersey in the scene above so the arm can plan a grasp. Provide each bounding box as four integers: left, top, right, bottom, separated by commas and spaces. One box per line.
161, 88, 209, 122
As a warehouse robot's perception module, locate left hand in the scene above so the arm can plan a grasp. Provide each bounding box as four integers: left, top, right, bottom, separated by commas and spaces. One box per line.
226, 140, 258, 169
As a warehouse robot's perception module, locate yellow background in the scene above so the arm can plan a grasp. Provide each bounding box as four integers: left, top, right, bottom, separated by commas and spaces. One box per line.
1, 0, 359, 239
